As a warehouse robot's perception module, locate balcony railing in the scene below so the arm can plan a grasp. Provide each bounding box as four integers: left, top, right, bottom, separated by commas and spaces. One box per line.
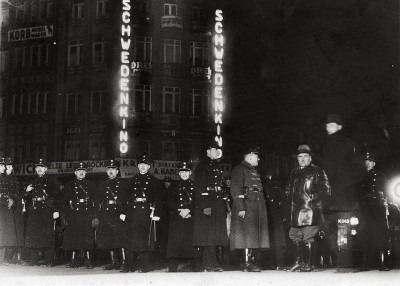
161, 15, 183, 29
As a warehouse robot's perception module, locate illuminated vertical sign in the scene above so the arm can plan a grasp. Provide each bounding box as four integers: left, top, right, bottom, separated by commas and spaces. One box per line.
214, 9, 224, 149
119, 0, 131, 155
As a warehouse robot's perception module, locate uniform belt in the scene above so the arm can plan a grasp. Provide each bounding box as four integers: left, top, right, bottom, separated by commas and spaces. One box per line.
107, 200, 117, 205
79, 199, 88, 203
206, 186, 222, 191
235, 195, 246, 199
33, 196, 46, 202
135, 198, 146, 202
0, 193, 9, 198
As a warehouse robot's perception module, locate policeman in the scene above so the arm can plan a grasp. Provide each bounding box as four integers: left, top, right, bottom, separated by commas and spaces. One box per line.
62, 162, 98, 269
192, 141, 228, 272
158, 177, 173, 260
357, 152, 390, 271
97, 159, 129, 270
24, 158, 61, 266
230, 146, 270, 272
0, 158, 19, 265
121, 153, 161, 273
4, 157, 25, 264
166, 162, 199, 272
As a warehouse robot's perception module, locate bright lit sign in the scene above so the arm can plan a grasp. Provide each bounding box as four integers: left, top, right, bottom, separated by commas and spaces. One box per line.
213, 9, 224, 149
119, 0, 131, 155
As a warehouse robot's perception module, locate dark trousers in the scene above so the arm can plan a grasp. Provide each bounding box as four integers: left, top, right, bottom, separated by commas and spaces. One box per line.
202, 246, 218, 267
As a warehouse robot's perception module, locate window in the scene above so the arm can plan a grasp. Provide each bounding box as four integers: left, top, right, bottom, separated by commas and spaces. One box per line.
66, 93, 81, 115
91, 90, 106, 114
31, 1, 38, 20
39, 0, 48, 19
162, 141, 178, 160
135, 36, 152, 62
30, 45, 38, 67
68, 40, 83, 67
92, 39, 106, 64
72, 3, 84, 19
133, 85, 151, 111
14, 48, 21, 69
12, 93, 23, 115
163, 39, 181, 63
47, 1, 53, 18
65, 138, 80, 160
89, 134, 105, 159
96, 0, 107, 17
38, 44, 45, 66
161, 87, 180, 113
190, 89, 209, 115
1, 51, 8, 72
0, 97, 5, 119
191, 5, 204, 22
190, 42, 210, 66
133, 0, 149, 15
45, 44, 51, 66
16, 4, 23, 22
38, 88, 48, 114
164, 3, 177, 16
1, 8, 10, 27
22, 47, 27, 68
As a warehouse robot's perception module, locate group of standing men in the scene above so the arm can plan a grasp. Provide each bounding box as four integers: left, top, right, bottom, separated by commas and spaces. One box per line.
0, 114, 393, 273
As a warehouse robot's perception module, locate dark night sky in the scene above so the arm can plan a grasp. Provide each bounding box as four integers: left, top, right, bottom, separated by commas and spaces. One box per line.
221, 0, 400, 168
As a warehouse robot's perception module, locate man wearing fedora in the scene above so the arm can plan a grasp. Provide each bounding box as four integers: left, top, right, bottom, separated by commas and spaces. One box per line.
166, 161, 199, 272
62, 162, 99, 269
285, 145, 330, 272
192, 141, 228, 272
24, 158, 61, 266
357, 152, 390, 271
121, 153, 161, 273
97, 159, 129, 270
229, 146, 270, 272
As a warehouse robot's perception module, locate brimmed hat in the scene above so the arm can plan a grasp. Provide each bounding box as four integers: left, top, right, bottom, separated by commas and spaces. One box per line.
106, 159, 119, 168
364, 152, 375, 162
294, 144, 313, 157
35, 158, 48, 167
206, 140, 221, 150
75, 162, 87, 171
5, 158, 13, 165
0, 158, 5, 165
327, 114, 343, 125
138, 153, 153, 165
178, 161, 192, 171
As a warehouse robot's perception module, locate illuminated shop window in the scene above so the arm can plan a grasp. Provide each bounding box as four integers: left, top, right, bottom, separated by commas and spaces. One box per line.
161, 86, 180, 114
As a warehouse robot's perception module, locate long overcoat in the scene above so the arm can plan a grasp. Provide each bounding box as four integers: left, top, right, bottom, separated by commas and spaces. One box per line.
124, 172, 161, 252
24, 175, 60, 248
97, 177, 129, 249
0, 173, 19, 247
192, 158, 228, 247
62, 178, 98, 250
229, 161, 270, 250
167, 179, 198, 258
8, 174, 25, 247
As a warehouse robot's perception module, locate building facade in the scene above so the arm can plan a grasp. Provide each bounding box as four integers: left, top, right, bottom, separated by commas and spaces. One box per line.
0, 0, 225, 164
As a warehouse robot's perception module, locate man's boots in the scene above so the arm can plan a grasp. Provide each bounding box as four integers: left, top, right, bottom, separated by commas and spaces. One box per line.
301, 242, 315, 272
243, 249, 261, 272
67, 251, 79, 268
103, 250, 119, 270
289, 242, 303, 272
85, 251, 94, 269
379, 250, 390, 271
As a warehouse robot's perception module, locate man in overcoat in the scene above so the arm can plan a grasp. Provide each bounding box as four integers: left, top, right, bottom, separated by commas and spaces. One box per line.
192, 142, 228, 272
286, 145, 330, 272
62, 162, 99, 269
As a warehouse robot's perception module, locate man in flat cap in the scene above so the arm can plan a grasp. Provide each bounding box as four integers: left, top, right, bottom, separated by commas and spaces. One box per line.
192, 141, 228, 272
166, 162, 199, 272
285, 145, 330, 272
229, 146, 270, 272
97, 159, 129, 270
121, 153, 161, 273
357, 152, 390, 271
24, 158, 61, 266
62, 162, 99, 269
0, 158, 19, 265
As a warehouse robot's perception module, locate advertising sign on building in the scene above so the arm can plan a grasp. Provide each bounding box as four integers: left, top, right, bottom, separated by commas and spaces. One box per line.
8, 25, 54, 42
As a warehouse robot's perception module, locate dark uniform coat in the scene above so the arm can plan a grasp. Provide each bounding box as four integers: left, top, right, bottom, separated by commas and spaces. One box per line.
97, 177, 129, 249
285, 164, 331, 227
358, 169, 389, 250
7, 174, 25, 247
0, 173, 19, 247
24, 175, 60, 248
62, 178, 98, 250
167, 179, 198, 258
230, 161, 270, 250
192, 158, 228, 247
124, 172, 161, 252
